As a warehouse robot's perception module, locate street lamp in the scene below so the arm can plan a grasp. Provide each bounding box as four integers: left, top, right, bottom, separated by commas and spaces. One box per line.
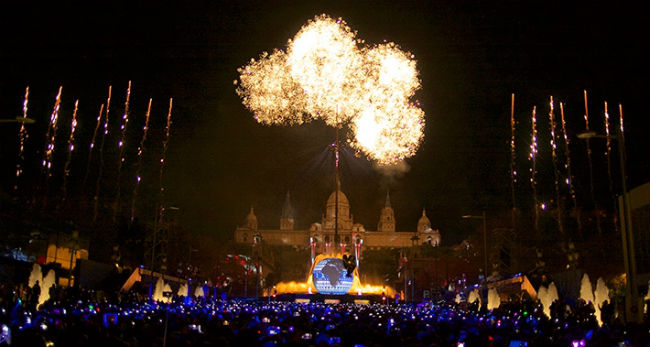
462, 212, 488, 287
577, 130, 640, 323
253, 233, 263, 299
410, 235, 420, 303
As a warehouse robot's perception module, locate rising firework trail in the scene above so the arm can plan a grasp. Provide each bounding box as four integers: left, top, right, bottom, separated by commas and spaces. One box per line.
113, 81, 132, 221
617, 103, 628, 201
15, 87, 30, 192
157, 99, 173, 224
334, 118, 341, 246
130, 98, 152, 224
151, 99, 173, 271
560, 102, 581, 236
40, 86, 63, 206
509, 93, 516, 228
583, 90, 602, 236
93, 86, 112, 222
603, 101, 619, 234
618, 103, 625, 140
529, 106, 539, 236
236, 14, 425, 164
548, 97, 564, 237
61, 100, 79, 203
81, 104, 104, 193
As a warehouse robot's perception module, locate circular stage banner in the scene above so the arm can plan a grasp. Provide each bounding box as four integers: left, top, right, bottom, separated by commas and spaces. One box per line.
312, 257, 354, 295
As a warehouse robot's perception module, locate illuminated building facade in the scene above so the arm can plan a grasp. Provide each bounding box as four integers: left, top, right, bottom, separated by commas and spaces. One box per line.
234, 190, 441, 251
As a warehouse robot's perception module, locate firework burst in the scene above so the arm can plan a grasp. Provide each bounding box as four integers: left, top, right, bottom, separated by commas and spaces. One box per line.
236, 14, 424, 164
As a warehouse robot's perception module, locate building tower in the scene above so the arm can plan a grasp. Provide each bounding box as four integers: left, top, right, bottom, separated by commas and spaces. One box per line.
280, 191, 295, 231
244, 206, 258, 231
378, 191, 396, 232
417, 208, 441, 246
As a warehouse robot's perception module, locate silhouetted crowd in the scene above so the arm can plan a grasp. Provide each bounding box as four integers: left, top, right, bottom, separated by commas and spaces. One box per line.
0, 282, 649, 347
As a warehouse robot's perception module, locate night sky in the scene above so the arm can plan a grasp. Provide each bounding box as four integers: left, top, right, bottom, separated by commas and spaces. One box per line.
1, 0, 648, 246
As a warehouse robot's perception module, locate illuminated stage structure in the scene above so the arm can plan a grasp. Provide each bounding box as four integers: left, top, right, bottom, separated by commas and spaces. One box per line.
234, 134, 439, 299
234, 15, 431, 300
234, 127, 439, 297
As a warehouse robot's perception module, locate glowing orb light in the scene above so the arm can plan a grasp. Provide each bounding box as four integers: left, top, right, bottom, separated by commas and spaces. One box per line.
312, 257, 354, 295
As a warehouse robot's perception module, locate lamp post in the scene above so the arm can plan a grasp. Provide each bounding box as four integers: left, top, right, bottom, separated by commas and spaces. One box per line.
244, 259, 248, 298
462, 211, 488, 285
410, 235, 420, 303
68, 231, 79, 287
253, 233, 262, 299
577, 130, 640, 323
402, 249, 408, 303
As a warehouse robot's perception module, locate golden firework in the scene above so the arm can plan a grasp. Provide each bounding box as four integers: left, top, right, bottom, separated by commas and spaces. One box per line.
236, 14, 425, 164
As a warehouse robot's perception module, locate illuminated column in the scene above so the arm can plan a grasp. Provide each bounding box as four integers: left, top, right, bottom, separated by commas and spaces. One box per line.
310, 237, 316, 265
325, 235, 331, 254
354, 238, 363, 271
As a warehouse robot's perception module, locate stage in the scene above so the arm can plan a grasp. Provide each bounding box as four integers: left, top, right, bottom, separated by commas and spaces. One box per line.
274, 293, 387, 304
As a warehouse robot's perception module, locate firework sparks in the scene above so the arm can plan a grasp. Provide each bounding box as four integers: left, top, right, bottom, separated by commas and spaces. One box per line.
81, 104, 104, 192
618, 103, 624, 137
509, 93, 516, 222
350, 43, 424, 162
42, 86, 63, 175
548, 97, 564, 236
604, 101, 612, 154
603, 101, 619, 234
236, 14, 425, 164
583, 90, 590, 131
62, 100, 79, 202
582, 90, 602, 235
94, 86, 112, 222
131, 98, 152, 224
529, 107, 538, 164
529, 106, 539, 232
15, 87, 30, 191
559, 102, 580, 234
157, 99, 174, 224
39, 86, 62, 206
286, 15, 363, 124
114, 81, 132, 220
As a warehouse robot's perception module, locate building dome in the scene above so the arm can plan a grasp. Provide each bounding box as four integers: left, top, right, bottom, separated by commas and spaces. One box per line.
327, 189, 349, 206
417, 209, 431, 233
324, 189, 353, 231
326, 189, 351, 221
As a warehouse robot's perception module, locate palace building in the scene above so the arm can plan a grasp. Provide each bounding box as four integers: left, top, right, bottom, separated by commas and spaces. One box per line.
234, 189, 441, 252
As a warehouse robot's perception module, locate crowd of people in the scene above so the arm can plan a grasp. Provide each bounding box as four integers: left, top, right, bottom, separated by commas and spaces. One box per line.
0, 281, 649, 347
